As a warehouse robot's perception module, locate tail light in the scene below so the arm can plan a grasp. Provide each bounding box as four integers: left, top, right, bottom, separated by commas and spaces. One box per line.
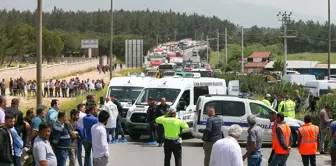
185, 68, 191, 71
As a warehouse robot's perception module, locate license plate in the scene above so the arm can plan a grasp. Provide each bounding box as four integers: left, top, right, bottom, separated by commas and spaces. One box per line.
134, 124, 147, 129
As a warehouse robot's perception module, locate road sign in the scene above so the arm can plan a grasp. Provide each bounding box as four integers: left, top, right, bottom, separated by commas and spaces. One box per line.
125, 40, 144, 68
81, 39, 99, 49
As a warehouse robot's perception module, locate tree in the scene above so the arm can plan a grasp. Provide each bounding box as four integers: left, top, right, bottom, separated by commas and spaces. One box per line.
273, 60, 284, 71
61, 33, 80, 56
43, 30, 64, 60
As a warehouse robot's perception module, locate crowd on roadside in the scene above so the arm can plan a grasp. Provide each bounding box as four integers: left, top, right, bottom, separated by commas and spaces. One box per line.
0, 77, 106, 98
0, 94, 126, 166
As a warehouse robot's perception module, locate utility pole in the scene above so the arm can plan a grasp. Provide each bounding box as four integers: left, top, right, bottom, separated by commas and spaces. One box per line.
328, 0, 331, 80
206, 35, 209, 63
225, 27, 228, 65
216, 29, 219, 68
36, 0, 43, 107
109, 0, 114, 80
201, 32, 204, 41
156, 34, 159, 46
241, 26, 244, 73
278, 11, 296, 76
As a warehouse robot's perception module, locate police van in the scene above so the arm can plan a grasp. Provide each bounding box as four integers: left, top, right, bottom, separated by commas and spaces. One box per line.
125, 74, 239, 140
106, 75, 156, 130
192, 95, 304, 144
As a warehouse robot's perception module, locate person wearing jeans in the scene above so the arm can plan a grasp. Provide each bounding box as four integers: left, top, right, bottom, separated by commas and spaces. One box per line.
10, 127, 24, 166
103, 97, 118, 144
243, 115, 263, 166
319, 106, 333, 154
83, 106, 99, 166
146, 97, 157, 145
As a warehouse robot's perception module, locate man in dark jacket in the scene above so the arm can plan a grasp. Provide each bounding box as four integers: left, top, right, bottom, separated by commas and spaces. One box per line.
146, 97, 157, 145
5, 98, 27, 136
0, 114, 16, 166
155, 97, 170, 147
112, 96, 127, 142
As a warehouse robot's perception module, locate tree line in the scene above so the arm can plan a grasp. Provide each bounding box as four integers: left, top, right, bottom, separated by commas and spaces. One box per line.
0, 7, 335, 63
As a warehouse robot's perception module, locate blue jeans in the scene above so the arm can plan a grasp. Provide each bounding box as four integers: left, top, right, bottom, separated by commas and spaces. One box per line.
148, 123, 156, 142
77, 137, 83, 166
14, 156, 21, 166
106, 128, 116, 142
247, 151, 262, 166
269, 153, 289, 166
83, 140, 92, 166
54, 148, 69, 166
115, 118, 125, 140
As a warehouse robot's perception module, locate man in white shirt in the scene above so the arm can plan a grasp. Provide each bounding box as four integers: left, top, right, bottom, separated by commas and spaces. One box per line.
0, 96, 7, 124
103, 97, 118, 144
76, 104, 87, 129
209, 124, 243, 166
91, 110, 110, 166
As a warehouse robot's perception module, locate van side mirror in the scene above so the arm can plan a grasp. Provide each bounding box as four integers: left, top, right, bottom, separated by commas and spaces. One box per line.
176, 101, 186, 112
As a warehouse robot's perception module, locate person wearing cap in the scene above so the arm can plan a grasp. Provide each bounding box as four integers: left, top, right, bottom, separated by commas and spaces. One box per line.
155, 108, 189, 166
261, 94, 271, 107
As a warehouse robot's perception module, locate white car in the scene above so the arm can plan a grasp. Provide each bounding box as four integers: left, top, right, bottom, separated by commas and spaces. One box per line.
192, 95, 304, 144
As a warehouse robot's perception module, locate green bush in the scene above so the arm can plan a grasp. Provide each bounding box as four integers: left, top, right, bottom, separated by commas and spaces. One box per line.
220, 73, 308, 98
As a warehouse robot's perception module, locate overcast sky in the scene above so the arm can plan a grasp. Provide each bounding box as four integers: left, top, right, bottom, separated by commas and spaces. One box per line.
1, 0, 334, 27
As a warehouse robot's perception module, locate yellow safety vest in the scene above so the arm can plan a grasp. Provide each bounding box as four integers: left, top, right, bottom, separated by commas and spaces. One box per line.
261, 99, 271, 107
277, 101, 284, 112
283, 100, 296, 118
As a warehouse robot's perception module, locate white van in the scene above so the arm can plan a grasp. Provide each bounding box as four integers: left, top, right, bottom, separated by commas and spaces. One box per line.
106, 76, 156, 125
125, 75, 239, 140
305, 80, 336, 97
282, 74, 316, 86
192, 95, 304, 143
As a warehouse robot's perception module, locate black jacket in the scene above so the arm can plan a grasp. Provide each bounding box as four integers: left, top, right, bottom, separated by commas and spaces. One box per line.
113, 100, 123, 119
0, 127, 13, 163
146, 103, 157, 123
5, 107, 24, 130
155, 104, 170, 118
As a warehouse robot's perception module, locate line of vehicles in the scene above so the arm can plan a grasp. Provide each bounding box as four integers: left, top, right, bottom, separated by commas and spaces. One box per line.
105, 71, 304, 144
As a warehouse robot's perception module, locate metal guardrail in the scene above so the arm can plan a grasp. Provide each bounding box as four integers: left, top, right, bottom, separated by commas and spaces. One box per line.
0, 59, 98, 72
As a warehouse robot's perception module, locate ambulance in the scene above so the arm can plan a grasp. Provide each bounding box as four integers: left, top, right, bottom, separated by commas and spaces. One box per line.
106, 75, 156, 131
125, 74, 239, 140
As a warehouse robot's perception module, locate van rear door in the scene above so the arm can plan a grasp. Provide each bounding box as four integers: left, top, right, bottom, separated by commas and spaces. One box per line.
228, 80, 240, 96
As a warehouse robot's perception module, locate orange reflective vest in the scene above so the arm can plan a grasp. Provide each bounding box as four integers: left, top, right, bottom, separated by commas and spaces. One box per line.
298, 123, 319, 155
271, 121, 278, 150
274, 123, 291, 154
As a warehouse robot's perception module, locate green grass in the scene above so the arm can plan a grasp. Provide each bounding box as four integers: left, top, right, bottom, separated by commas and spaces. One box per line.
275, 52, 336, 63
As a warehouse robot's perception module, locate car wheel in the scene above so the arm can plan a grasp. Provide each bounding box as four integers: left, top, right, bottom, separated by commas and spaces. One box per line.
129, 134, 141, 140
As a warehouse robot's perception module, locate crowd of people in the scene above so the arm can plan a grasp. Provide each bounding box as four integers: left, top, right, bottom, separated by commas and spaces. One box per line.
96, 64, 122, 74
0, 77, 106, 98
0, 94, 126, 166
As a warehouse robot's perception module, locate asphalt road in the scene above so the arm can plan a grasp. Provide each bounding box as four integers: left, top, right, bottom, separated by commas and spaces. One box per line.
107, 136, 331, 166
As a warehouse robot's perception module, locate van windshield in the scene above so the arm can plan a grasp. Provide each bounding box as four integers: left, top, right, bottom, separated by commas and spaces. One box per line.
136, 88, 181, 105
109, 86, 143, 102
191, 71, 212, 77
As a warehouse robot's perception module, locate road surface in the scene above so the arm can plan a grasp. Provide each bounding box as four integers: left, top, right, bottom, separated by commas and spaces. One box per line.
107, 137, 330, 166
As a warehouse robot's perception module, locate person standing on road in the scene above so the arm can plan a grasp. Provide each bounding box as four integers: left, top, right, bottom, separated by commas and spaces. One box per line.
319, 105, 333, 154
199, 108, 223, 166
329, 119, 336, 165
268, 111, 277, 164
298, 115, 319, 166
83, 105, 99, 166
46, 99, 60, 125
0, 96, 7, 125
33, 123, 57, 166
155, 97, 170, 147
243, 115, 263, 166
65, 109, 80, 166
0, 79, 6, 96
76, 104, 86, 166
103, 97, 118, 144
91, 111, 110, 166
209, 124, 243, 166
0, 114, 16, 166
112, 96, 127, 143
155, 108, 189, 166
146, 97, 157, 145
269, 112, 292, 166
50, 111, 72, 166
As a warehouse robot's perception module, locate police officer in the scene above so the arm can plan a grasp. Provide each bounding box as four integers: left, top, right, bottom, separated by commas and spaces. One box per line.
155, 97, 170, 147
155, 108, 189, 166
282, 95, 296, 118
146, 97, 157, 145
